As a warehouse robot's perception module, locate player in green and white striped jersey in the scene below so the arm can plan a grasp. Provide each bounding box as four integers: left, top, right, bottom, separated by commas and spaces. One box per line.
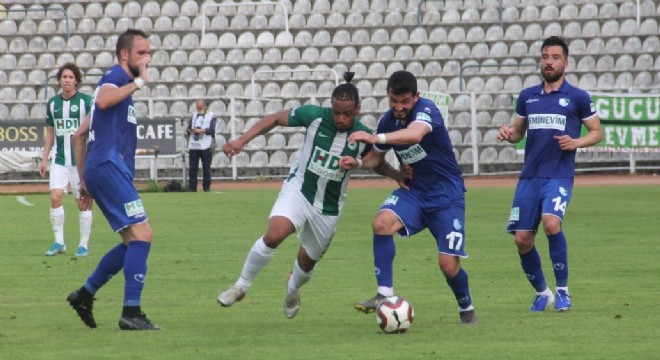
217, 73, 406, 318
39, 63, 94, 258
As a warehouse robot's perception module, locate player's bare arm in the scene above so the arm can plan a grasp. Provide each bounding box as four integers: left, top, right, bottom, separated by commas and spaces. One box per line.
554, 115, 603, 151
349, 122, 430, 145
95, 56, 151, 110
497, 116, 527, 143
223, 110, 289, 157
39, 126, 55, 177
73, 115, 93, 211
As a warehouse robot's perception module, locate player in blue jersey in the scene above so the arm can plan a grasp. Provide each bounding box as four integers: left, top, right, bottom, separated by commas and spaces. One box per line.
497, 36, 602, 312
68, 29, 160, 330
342, 71, 477, 324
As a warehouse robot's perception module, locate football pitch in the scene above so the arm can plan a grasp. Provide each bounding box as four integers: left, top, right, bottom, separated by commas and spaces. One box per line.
1, 183, 658, 359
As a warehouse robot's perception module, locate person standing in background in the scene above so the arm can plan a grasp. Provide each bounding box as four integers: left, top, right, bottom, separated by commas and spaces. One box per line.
187, 99, 217, 192
40, 63, 94, 257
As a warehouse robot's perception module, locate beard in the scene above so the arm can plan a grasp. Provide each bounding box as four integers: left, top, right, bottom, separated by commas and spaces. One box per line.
128, 63, 140, 78
542, 67, 563, 83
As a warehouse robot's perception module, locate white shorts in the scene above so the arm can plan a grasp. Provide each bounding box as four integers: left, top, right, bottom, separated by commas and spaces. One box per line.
49, 163, 81, 198
270, 182, 339, 261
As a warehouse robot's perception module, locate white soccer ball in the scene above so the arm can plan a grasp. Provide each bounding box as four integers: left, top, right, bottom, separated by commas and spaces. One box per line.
376, 296, 414, 334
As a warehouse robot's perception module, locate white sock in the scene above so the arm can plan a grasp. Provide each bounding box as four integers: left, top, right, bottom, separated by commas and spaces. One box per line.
378, 286, 394, 297
50, 207, 65, 245
556, 286, 569, 294
79, 210, 92, 248
287, 260, 313, 294
236, 237, 275, 291
536, 287, 553, 296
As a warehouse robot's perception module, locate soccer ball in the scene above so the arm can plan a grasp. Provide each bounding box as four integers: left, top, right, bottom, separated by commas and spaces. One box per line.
376, 296, 414, 334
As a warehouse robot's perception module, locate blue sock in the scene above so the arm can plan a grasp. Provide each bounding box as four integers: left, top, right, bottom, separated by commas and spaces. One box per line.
373, 234, 395, 288
519, 247, 547, 292
123, 241, 151, 307
84, 243, 127, 294
446, 268, 472, 309
548, 231, 569, 287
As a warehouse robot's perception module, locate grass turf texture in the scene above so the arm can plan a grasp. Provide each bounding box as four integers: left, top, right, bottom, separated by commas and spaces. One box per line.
1, 184, 658, 359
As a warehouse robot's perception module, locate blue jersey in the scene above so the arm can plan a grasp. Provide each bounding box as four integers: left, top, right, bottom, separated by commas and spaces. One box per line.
516, 80, 597, 178
375, 97, 465, 200
86, 64, 138, 175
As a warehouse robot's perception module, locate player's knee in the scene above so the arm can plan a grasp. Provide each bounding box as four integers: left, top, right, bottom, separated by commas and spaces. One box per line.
371, 215, 396, 235
542, 218, 562, 235
438, 256, 460, 278
514, 233, 535, 252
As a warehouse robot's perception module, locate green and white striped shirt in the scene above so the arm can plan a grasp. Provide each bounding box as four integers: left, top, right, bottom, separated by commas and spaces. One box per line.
46, 92, 93, 166
286, 105, 371, 216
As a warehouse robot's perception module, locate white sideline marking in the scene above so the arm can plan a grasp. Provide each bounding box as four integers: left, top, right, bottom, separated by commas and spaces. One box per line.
16, 196, 34, 206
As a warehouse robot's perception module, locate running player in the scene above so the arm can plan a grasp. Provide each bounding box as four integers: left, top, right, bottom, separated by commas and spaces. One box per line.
497, 36, 602, 312
217, 72, 406, 319
67, 29, 160, 330
40, 63, 93, 257
342, 70, 477, 324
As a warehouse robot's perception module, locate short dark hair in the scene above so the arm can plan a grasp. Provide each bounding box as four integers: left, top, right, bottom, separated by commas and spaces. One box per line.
387, 70, 417, 95
331, 71, 360, 105
115, 28, 149, 58
56, 62, 82, 87
541, 36, 569, 58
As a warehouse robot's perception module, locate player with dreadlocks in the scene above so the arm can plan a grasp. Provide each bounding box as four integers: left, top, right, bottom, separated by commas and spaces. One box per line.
217, 72, 408, 319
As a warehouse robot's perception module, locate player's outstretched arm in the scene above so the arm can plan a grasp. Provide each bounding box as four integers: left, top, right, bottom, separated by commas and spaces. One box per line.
223, 109, 289, 157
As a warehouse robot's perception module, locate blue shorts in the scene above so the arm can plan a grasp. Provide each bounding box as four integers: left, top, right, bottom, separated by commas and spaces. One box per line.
507, 178, 574, 233
84, 161, 147, 232
380, 188, 468, 258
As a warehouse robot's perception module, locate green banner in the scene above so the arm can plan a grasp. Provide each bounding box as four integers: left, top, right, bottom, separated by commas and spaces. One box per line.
515, 92, 660, 153
419, 90, 450, 121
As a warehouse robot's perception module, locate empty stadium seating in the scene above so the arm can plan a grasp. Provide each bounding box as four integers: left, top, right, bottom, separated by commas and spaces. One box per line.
0, 0, 658, 178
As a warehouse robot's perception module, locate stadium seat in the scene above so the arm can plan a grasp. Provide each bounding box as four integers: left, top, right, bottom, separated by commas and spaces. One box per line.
10, 103, 29, 119
492, 111, 512, 126
605, 38, 623, 54
391, 28, 409, 44
497, 147, 520, 163
639, 18, 658, 35
624, 37, 642, 53
634, 71, 653, 88
313, 47, 335, 63
502, 6, 520, 22
366, 62, 386, 79
578, 73, 597, 90
615, 72, 634, 89
327, 12, 346, 28
245, 48, 263, 63
585, 38, 604, 55
543, 22, 562, 39
170, 84, 188, 98
95, 52, 114, 68
365, 11, 383, 27
287, 132, 305, 149
0, 87, 16, 101
29, 102, 46, 119
504, 24, 523, 41
332, 29, 351, 46
376, 46, 395, 62
568, 39, 586, 55
371, 28, 389, 44
578, 3, 598, 19
312, 30, 331, 47
601, 20, 620, 37
490, 42, 508, 58
634, 54, 654, 70
293, 30, 312, 47
448, 27, 466, 43
485, 25, 504, 41
396, 45, 414, 61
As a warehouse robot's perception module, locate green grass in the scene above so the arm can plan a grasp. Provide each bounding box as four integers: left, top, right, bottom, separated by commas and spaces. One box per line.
1, 184, 659, 359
